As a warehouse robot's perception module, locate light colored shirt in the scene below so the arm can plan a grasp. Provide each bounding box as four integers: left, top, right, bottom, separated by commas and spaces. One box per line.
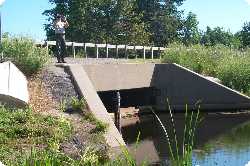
54, 20, 66, 34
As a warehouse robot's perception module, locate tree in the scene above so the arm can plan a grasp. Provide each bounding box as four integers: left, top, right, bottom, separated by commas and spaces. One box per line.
239, 22, 250, 47
43, 0, 151, 45
136, 0, 185, 46
181, 12, 200, 45
201, 26, 235, 47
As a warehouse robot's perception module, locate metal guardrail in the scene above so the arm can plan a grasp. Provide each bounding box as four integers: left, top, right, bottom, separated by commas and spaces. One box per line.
36, 41, 167, 59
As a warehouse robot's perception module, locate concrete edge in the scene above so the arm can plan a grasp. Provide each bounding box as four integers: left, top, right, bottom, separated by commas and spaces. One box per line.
64, 64, 126, 157
0, 93, 27, 108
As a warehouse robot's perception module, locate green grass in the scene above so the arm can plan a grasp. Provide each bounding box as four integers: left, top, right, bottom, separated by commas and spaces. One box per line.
161, 43, 250, 94
1, 36, 50, 76
70, 96, 86, 111
0, 105, 72, 165
83, 112, 108, 133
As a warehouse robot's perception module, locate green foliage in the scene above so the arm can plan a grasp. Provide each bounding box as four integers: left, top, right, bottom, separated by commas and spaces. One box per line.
70, 96, 86, 111
181, 12, 201, 45
1, 37, 50, 76
217, 54, 250, 93
162, 43, 222, 75
83, 112, 108, 133
0, 106, 72, 165
239, 22, 250, 48
201, 26, 238, 47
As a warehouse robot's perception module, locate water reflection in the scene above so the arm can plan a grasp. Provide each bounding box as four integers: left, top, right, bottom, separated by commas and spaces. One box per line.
121, 109, 250, 165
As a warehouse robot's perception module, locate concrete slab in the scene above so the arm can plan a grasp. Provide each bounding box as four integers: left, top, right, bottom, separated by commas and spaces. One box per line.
0, 61, 29, 107
67, 64, 126, 156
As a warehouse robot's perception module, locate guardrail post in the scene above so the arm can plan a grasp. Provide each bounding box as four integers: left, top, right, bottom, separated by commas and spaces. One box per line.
116, 45, 119, 59
106, 44, 109, 58
158, 47, 161, 59
95, 44, 99, 59
45, 41, 49, 52
134, 46, 137, 59
72, 42, 76, 58
143, 46, 146, 59
125, 45, 128, 59
151, 47, 154, 59
84, 43, 87, 58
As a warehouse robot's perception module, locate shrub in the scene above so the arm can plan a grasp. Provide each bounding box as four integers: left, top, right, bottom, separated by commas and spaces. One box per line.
1, 37, 50, 76
162, 43, 231, 75
217, 54, 250, 93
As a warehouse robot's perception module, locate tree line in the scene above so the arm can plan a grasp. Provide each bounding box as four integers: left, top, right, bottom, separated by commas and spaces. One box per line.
43, 0, 250, 48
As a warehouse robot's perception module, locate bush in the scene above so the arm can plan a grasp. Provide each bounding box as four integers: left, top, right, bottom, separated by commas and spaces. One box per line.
1, 37, 50, 76
217, 54, 250, 93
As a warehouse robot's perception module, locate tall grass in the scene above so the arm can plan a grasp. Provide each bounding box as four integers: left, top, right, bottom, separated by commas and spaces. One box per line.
1, 37, 50, 76
150, 103, 200, 166
161, 43, 250, 94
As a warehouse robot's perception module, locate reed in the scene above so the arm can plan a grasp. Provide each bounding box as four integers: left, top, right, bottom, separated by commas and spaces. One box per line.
150, 102, 200, 166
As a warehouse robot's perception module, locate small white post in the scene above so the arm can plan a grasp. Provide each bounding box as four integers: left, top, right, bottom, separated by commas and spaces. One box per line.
106, 44, 109, 58
151, 47, 154, 59
143, 46, 146, 59
72, 42, 76, 58
116, 45, 119, 59
158, 47, 161, 59
134, 46, 137, 59
96, 44, 99, 59
125, 45, 128, 59
46, 41, 49, 52
84, 43, 87, 58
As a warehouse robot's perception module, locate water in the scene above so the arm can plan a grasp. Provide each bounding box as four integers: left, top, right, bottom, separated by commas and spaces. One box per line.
121, 109, 250, 165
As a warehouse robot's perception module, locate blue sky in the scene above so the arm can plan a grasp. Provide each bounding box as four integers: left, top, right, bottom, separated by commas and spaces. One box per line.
2, 0, 250, 41
181, 0, 250, 33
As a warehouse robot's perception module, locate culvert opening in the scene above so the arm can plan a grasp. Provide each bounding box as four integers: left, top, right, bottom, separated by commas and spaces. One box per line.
97, 87, 158, 113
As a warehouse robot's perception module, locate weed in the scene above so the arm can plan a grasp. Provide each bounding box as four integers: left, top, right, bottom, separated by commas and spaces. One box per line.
59, 99, 67, 112
70, 96, 86, 111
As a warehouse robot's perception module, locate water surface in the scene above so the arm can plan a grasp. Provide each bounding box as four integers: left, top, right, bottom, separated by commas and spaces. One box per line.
121, 110, 250, 165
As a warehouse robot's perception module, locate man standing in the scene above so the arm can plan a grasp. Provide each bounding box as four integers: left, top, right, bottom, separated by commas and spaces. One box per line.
53, 14, 69, 63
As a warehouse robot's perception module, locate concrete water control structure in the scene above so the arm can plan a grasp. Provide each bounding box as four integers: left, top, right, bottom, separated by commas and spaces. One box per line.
67, 62, 250, 155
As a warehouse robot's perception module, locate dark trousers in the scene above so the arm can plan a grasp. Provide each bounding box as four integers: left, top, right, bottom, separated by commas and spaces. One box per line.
55, 33, 67, 62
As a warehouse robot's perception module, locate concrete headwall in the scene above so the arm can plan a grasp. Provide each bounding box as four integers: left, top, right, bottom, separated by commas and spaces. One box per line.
0, 61, 29, 107
83, 64, 155, 91
83, 63, 250, 111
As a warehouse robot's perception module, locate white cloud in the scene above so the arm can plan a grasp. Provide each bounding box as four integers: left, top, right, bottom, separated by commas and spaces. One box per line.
246, 0, 250, 5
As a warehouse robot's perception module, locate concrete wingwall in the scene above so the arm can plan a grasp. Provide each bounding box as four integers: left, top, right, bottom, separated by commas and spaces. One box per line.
83, 63, 250, 111
67, 64, 126, 156
0, 61, 29, 107
151, 64, 250, 110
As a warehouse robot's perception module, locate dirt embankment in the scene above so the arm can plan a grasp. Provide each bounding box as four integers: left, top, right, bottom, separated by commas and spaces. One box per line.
28, 65, 108, 160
